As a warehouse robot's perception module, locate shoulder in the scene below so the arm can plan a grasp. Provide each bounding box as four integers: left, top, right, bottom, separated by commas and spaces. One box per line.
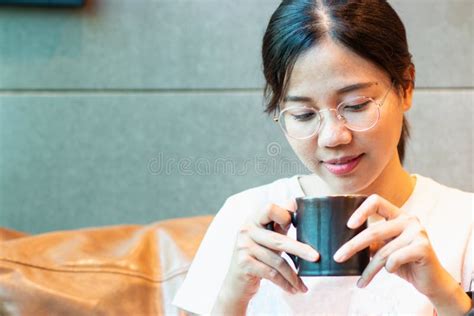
414, 174, 473, 218
415, 175, 474, 213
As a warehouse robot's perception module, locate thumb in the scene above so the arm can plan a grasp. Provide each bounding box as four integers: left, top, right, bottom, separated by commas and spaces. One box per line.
274, 198, 297, 234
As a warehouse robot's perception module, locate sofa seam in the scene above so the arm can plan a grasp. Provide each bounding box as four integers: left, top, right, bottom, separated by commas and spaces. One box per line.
0, 258, 191, 283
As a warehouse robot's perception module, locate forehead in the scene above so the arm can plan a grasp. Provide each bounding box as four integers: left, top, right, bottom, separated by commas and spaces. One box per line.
287, 39, 388, 95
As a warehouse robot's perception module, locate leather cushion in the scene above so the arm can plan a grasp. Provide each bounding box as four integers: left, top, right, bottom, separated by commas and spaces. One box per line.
0, 215, 213, 316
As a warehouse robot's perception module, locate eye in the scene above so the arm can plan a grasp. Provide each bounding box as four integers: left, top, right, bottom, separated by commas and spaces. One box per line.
289, 111, 316, 121
340, 100, 372, 112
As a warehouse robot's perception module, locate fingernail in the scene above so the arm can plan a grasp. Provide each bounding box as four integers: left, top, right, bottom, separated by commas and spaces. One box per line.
333, 250, 344, 262
347, 216, 356, 228
356, 278, 365, 288
291, 287, 298, 294
305, 250, 319, 262
311, 251, 320, 262
300, 282, 308, 293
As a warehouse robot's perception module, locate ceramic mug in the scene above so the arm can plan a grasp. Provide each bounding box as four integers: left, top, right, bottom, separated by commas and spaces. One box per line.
268, 195, 370, 276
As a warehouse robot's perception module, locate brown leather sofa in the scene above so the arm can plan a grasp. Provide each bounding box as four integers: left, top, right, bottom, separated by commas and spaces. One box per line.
0, 215, 213, 316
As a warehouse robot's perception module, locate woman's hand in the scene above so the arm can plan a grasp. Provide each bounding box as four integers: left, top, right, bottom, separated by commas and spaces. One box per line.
333, 194, 472, 315
212, 201, 319, 315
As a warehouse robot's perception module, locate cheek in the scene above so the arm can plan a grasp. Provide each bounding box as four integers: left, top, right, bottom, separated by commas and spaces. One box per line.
366, 108, 404, 154
287, 138, 319, 168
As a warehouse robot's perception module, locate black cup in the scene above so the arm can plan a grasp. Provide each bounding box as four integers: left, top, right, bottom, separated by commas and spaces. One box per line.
288, 195, 369, 276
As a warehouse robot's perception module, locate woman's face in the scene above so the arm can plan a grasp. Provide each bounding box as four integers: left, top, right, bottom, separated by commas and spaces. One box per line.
283, 39, 412, 194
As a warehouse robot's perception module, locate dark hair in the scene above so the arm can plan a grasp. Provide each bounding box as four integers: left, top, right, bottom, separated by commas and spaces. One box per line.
262, 0, 414, 163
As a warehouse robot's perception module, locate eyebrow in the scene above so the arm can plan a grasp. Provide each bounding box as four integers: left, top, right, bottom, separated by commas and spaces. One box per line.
283, 82, 378, 103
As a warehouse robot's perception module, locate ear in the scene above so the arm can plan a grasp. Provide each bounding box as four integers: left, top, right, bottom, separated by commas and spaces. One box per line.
401, 65, 415, 112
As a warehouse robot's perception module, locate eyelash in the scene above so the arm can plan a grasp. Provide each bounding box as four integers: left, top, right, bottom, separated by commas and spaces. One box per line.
288, 99, 371, 115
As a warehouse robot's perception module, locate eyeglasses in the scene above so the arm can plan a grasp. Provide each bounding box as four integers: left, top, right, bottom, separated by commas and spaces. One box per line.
273, 83, 393, 140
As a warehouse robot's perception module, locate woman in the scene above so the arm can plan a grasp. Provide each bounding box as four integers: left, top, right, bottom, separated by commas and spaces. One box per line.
173, 1, 473, 315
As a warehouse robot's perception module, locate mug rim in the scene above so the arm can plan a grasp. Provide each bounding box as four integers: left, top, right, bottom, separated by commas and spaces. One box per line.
296, 194, 368, 202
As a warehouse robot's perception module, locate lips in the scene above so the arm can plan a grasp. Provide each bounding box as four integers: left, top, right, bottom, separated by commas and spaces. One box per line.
321, 154, 364, 176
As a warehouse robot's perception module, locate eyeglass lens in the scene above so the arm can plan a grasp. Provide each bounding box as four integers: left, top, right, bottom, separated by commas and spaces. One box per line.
279, 97, 380, 139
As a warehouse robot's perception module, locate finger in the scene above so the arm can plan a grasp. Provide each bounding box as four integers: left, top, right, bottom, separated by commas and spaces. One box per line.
282, 198, 297, 212
245, 256, 298, 294
256, 202, 295, 229
334, 217, 407, 262
384, 241, 427, 273
356, 228, 415, 287
275, 199, 297, 234
347, 194, 403, 229
249, 227, 319, 262
273, 222, 291, 235
249, 244, 308, 293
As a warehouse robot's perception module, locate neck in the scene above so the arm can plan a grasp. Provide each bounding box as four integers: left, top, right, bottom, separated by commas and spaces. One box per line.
360, 151, 415, 209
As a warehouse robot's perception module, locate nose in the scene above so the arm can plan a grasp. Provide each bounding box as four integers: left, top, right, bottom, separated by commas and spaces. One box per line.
317, 109, 352, 148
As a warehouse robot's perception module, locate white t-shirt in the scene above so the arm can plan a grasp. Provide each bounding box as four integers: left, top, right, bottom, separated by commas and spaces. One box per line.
173, 174, 473, 315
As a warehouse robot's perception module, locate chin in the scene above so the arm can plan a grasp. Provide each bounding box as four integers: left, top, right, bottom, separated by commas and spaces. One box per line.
329, 179, 366, 195
320, 171, 373, 195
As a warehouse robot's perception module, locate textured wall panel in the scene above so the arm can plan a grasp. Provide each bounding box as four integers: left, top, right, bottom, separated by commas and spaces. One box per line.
1, 90, 472, 233
0, 0, 471, 89
405, 90, 473, 191
0, 93, 304, 233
